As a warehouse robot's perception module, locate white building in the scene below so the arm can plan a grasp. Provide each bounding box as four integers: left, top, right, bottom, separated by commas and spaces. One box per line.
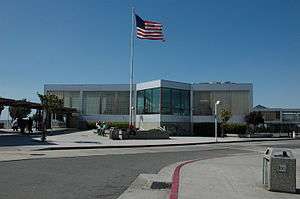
45, 79, 253, 135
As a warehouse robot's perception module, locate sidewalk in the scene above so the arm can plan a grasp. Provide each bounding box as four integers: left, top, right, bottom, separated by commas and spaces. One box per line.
178, 150, 300, 199
35, 130, 296, 150
0, 129, 296, 151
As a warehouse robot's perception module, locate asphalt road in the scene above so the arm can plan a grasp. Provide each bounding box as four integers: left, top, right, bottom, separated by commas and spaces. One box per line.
0, 140, 298, 199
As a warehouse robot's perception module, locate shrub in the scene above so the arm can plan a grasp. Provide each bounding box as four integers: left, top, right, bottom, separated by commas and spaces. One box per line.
193, 123, 222, 137
222, 123, 247, 135
110, 122, 128, 130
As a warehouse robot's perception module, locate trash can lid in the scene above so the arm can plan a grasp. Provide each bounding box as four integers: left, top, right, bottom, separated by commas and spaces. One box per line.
265, 147, 295, 159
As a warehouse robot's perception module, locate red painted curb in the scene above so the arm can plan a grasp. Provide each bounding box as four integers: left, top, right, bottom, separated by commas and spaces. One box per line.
169, 159, 200, 199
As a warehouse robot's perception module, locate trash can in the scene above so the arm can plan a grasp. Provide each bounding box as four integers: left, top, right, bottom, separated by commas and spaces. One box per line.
263, 147, 296, 193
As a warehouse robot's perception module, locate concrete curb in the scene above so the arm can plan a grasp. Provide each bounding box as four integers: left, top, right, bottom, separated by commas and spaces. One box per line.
168, 159, 200, 199
36, 138, 296, 151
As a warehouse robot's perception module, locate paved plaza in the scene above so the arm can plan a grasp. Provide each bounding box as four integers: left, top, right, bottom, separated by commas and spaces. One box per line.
0, 129, 294, 151
178, 151, 300, 199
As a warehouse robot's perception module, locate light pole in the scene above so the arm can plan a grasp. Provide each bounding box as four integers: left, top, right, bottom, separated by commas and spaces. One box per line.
215, 100, 220, 142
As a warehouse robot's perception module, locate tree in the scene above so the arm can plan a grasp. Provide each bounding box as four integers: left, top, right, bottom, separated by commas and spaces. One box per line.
219, 108, 232, 137
37, 93, 64, 141
38, 93, 64, 115
245, 111, 264, 133
8, 99, 31, 121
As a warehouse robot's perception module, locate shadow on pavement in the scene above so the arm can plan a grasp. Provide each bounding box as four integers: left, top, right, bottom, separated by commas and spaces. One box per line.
45, 128, 79, 136
0, 130, 57, 147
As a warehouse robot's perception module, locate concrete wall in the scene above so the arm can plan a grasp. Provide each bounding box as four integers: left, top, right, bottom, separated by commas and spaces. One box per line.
135, 114, 192, 135
161, 115, 191, 123
136, 79, 191, 91
136, 114, 160, 130
192, 115, 245, 123
80, 115, 129, 123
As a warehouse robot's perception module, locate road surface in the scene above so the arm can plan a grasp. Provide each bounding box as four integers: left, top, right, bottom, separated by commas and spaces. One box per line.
0, 140, 298, 199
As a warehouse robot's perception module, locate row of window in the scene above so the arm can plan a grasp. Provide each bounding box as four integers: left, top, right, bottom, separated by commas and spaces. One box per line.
47, 91, 129, 115
83, 91, 129, 115
259, 111, 300, 122
193, 91, 250, 115
282, 112, 300, 122
261, 111, 281, 121
48, 89, 250, 116
137, 88, 190, 116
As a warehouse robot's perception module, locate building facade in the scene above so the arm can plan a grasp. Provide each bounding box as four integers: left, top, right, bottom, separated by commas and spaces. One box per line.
252, 105, 300, 133
45, 80, 253, 135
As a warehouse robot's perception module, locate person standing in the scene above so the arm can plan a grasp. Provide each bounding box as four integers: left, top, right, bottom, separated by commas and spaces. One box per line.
28, 117, 33, 134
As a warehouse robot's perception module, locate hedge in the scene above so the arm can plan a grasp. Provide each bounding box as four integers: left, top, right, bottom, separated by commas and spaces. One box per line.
222, 123, 247, 135
193, 123, 247, 136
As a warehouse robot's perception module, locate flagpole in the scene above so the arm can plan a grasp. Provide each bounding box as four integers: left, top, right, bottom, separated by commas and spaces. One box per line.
129, 7, 135, 127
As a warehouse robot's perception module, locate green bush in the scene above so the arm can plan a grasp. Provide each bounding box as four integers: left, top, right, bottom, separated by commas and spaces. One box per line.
110, 122, 128, 129
256, 126, 267, 133
193, 123, 222, 137
222, 123, 247, 135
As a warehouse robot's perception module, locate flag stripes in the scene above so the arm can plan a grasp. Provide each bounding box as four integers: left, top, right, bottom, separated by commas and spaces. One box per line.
135, 14, 164, 41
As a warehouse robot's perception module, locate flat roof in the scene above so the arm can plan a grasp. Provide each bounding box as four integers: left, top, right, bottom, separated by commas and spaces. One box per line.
253, 106, 300, 112
45, 84, 132, 92
45, 79, 252, 92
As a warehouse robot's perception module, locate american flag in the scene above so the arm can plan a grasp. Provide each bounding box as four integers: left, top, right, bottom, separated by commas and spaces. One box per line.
135, 14, 164, 41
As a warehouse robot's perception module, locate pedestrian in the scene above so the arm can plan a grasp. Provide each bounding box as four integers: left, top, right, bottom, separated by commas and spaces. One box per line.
12, 119, 18, 131
28, 117, 33, 133
18, 118, 25, 134
96, 121, 101, 134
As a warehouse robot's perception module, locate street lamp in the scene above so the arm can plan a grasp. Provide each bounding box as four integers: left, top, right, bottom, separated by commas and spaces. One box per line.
215, 100, 220, 142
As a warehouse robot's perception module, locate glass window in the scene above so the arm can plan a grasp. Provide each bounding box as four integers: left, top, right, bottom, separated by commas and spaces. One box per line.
172, 89, 182, 115
83, 92, 100, 115
171, 89, 190, 116
152, 88, 160, 113
230, 91, 249, 115
144, 89, 152, 113
118, 92, 130, 115
162, 88, 190, 115
137, 91, 144, 114
182, 90, 190, 116
137, 87, 190, 115
161, 88, 171, 114
137, 88, 161, 114
101, 92, 114, 114
63, 91, 81, 111
82, 91, 129, 115
261, 111, 281, 121
282, 112, 300, 122
193, 90, 250, 116
194, 91, 212, 115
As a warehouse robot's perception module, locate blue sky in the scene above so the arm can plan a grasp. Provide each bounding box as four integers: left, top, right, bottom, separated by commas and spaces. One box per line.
0, 0, 299, 119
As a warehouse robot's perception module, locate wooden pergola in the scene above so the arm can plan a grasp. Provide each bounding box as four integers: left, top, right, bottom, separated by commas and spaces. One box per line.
0, 97, 78, 130
0, 97, 76, 113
